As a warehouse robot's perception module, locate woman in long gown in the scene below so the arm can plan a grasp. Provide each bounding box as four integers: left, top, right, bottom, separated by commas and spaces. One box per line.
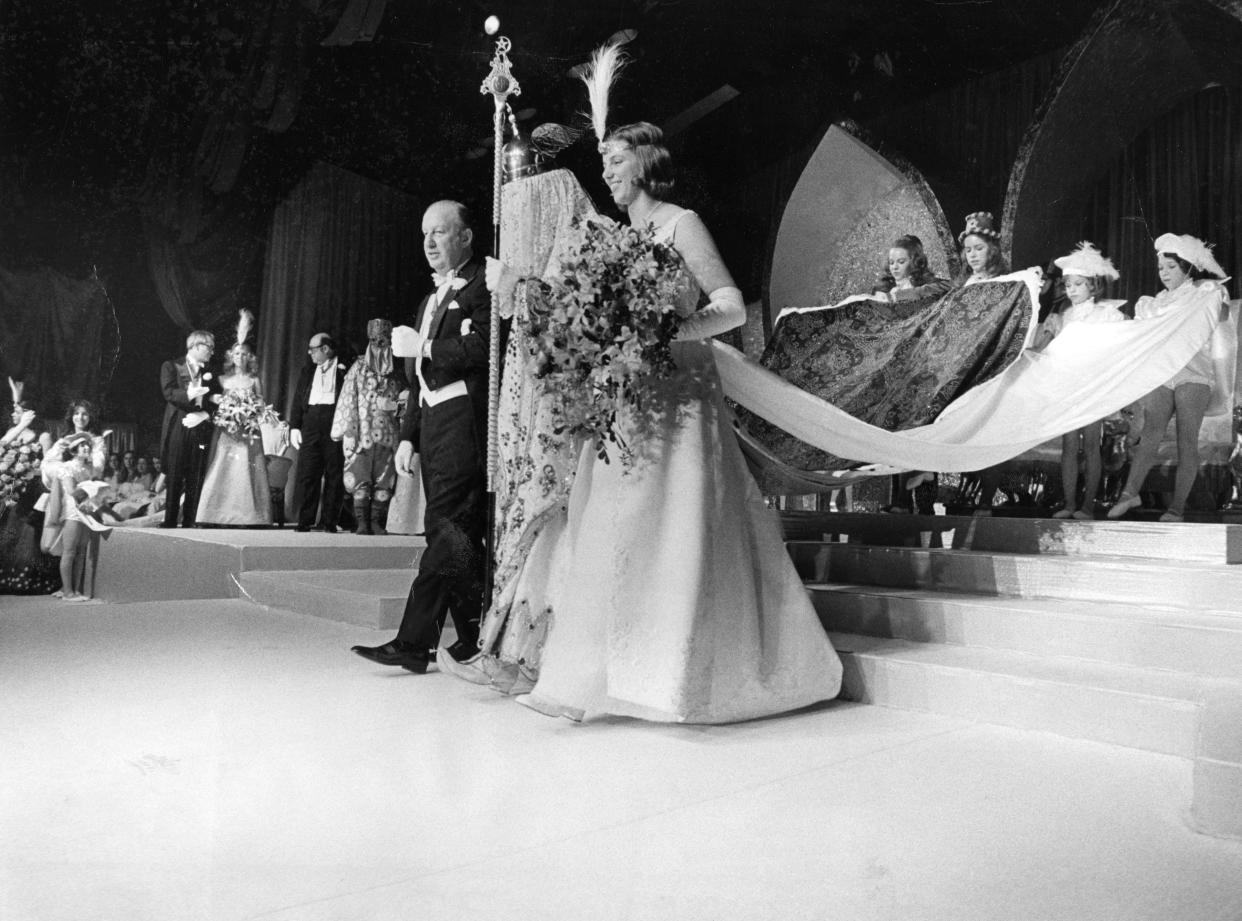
521, 121, 843, 724
441, 167, 599, 693
197, 326, 273, 527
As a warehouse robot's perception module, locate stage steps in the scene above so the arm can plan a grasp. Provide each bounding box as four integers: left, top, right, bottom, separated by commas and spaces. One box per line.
782, 510, 1242, 563
239, 568, 412, 630
94, 527, 422, 606
783, 511, 1242, 837
811, 585, 1242, 679
789, 542, 1242, 607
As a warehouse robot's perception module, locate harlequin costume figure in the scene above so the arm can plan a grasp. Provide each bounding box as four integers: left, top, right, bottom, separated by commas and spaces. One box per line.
331, 318, 408, 534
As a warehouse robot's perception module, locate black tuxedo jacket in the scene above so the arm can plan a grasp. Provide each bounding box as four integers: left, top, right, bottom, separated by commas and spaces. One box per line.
159, 356, 222, 466
289, 359, 348, 431
400, 258, 491, 445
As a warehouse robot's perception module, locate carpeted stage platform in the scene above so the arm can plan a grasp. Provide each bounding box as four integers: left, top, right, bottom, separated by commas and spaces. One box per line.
93, 527, 425, 604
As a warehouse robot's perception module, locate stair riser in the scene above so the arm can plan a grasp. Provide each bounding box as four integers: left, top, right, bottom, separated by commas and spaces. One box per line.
782, 513, 1242, 563
838, 651, 1201, 758
240, 577, 405, 630
791, 544, 1242, 609
812, 590, 1242, 679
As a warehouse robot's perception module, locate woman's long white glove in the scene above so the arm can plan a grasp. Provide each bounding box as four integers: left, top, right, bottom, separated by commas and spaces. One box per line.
676, 286, 745, 340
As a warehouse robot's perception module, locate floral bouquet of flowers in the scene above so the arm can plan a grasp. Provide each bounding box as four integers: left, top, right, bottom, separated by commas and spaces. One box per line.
519, 215, 695, 464
213, 387, 278, 441
0, 434, 41, 508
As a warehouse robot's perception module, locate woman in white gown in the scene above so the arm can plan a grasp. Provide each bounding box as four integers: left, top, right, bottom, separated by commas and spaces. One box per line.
520, 121, 843, 723
197, 316, 273, 526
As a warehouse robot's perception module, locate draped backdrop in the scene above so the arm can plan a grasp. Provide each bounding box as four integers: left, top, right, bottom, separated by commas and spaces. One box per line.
1084, 84, 1242, 305
0, 265, 120, 418
257, 161, 424, 420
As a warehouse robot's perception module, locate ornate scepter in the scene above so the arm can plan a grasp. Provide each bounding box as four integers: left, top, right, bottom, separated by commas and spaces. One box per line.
479, 33, 520, 600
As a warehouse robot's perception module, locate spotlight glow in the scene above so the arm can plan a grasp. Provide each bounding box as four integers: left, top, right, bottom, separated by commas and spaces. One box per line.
484, 15, 500, 35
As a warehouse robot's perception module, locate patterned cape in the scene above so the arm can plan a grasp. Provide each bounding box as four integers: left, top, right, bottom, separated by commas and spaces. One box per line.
735, 279, 1034, 490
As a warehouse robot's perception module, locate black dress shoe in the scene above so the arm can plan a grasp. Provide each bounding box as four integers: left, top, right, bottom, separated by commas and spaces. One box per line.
351, 641, 430, 672
443, 639, 480, 664
323, 525, 339, 534
295, 525, 310, 533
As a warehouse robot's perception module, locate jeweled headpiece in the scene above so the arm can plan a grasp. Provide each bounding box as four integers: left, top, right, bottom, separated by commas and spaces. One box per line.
958, 211, 1001, 245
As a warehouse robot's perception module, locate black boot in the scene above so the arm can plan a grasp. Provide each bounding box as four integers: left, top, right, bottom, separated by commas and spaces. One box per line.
371, 498, 389, 536
353, 496, 372, 535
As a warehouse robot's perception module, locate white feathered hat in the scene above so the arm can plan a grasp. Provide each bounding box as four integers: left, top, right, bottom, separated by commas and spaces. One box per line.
1054, 241, 1120, 281
1153, 232, 1228, 279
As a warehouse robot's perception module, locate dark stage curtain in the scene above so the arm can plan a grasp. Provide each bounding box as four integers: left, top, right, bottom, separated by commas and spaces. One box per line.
140, 1, 323, 336
257, 161, 424, 419
142, 174, 269, 336
0, 265, 120, 417
859, 53, 1060, 254
1083, 85, 1242, 305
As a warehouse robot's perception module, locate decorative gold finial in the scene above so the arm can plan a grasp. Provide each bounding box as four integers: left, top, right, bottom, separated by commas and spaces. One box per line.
480, 36, 521, 107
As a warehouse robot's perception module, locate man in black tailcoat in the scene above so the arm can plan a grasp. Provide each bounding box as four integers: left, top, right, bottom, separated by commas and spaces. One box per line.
289, 332, 347, 532
160, 330, 221, 528
352, 199, 490, 673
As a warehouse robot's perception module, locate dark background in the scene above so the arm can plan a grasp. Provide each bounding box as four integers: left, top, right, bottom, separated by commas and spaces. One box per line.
0, 0, 1195, 448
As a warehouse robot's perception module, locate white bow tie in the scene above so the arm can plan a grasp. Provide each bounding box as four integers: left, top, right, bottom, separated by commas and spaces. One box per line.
432, 272, 467, 291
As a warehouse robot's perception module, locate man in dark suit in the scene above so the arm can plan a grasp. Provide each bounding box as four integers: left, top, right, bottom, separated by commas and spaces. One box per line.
352, 200, 490, 673
160, 330, 221, 528
289, 332, 347, 532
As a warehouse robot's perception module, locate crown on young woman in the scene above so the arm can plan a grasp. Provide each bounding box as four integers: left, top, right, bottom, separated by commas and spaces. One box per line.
958, 211, 1001, 244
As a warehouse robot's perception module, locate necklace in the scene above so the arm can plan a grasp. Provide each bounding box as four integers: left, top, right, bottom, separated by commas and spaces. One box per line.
629, 199, 664, 228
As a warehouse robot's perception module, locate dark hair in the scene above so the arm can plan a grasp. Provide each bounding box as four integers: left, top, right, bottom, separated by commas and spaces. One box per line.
62, 433, 93, 462
604, 121, 676, 199
63, 399, 99, 434
878, 235, 936, 289
453, 202, 475, 233
955, 234, 1009, 285
430, 200, 474, 234
1158, 251, 1214, 282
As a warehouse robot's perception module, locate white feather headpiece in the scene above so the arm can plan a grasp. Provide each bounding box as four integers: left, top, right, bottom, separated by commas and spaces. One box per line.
1153, 233, 1228, 280
234, 308, 255, 348
1054, 241, 1120, 281
580, 42, 627, 144
7, 376, 22, 407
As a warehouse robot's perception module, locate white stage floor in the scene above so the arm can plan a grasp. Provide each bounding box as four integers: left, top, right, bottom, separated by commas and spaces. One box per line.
2, 594, 1240, 921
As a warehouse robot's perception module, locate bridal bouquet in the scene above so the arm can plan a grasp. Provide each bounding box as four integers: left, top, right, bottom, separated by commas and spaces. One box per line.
0, 432, 41, 508
519, 215, 694, 463
213, 388, 277, 441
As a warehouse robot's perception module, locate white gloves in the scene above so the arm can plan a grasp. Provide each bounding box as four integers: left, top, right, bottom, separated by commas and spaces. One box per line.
392, 325, 422, 358
676, 286, 745, 340
289, 428, 303, 450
